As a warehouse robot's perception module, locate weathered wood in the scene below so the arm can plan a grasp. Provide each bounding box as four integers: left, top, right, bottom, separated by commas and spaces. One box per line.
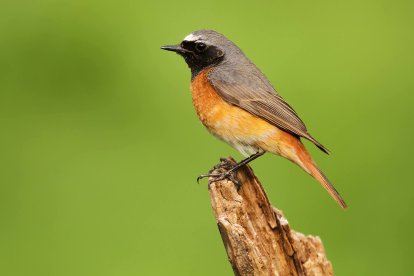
207, 157, 333, 276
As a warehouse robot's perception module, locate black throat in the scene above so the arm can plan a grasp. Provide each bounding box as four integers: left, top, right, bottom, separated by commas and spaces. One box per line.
184, 54, 224, 79
178, 43, 224, 79
188, 62, 214, 80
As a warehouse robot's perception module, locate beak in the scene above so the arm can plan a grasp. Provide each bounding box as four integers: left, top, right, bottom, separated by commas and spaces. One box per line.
160, 44, 189, 54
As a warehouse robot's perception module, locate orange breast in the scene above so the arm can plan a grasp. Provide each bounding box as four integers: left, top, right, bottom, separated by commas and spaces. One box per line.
190, 69, 284, 156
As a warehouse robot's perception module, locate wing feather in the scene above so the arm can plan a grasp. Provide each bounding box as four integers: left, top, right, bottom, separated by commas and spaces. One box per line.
207, 67, 330, 154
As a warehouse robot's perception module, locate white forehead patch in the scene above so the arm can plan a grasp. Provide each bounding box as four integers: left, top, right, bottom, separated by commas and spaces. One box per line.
183, 33, 201, 42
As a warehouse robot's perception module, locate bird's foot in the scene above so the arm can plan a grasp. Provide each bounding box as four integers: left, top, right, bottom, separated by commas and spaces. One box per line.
196, 158, 241, 188
196, 170, 240, 188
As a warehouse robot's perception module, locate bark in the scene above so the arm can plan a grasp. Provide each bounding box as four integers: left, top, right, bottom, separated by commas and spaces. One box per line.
207, 157, 333, 276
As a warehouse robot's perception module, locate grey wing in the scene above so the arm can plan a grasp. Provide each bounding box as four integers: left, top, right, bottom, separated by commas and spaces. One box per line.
208, 67, 330, 154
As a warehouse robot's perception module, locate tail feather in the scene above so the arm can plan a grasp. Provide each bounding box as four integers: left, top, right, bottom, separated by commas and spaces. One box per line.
308, 163, 347, 209
283, 137, 347, 208
262, 130, 347, 208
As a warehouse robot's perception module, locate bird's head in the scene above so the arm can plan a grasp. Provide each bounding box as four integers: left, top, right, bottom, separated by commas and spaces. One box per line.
161, 30, 241, 78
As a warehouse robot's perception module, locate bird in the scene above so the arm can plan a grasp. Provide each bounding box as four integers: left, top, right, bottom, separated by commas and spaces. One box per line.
161, 30, 347, 208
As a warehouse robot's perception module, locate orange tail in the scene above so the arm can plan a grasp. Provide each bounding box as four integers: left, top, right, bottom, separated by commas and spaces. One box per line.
295, 145, 347, 209
307, 162, 347, 208
270, 134, 347, 209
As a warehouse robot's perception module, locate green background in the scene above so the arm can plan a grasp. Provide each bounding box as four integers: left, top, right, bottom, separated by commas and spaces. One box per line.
1, 0, 413, 275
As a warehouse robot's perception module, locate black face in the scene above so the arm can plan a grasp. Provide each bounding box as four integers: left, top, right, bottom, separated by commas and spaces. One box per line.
161, 41, 224, 79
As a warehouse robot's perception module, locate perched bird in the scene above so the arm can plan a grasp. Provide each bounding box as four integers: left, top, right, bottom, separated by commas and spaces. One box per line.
161, 30, 347, 208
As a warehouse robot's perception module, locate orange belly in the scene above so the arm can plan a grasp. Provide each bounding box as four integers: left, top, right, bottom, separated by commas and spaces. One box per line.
191, 69, 287, 157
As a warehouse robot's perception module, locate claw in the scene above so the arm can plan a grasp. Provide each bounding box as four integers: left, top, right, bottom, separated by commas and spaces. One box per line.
196, 152, 264, 188
196, 170, 241, 189
197, 172, 224, 183
196, 174, 208, 183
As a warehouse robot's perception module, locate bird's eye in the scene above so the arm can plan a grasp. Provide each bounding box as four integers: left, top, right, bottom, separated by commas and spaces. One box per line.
195, 42, 207, 52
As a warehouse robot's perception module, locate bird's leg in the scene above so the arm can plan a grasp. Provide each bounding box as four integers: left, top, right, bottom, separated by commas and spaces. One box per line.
197, 151, 265, 184
227, 151, 265, 173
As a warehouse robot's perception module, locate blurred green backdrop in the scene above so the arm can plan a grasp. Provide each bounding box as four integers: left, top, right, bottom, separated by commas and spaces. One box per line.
0, 0, 413, 275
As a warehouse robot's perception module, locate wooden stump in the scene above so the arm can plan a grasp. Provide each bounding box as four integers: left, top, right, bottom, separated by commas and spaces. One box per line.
207, 157, 333, 276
